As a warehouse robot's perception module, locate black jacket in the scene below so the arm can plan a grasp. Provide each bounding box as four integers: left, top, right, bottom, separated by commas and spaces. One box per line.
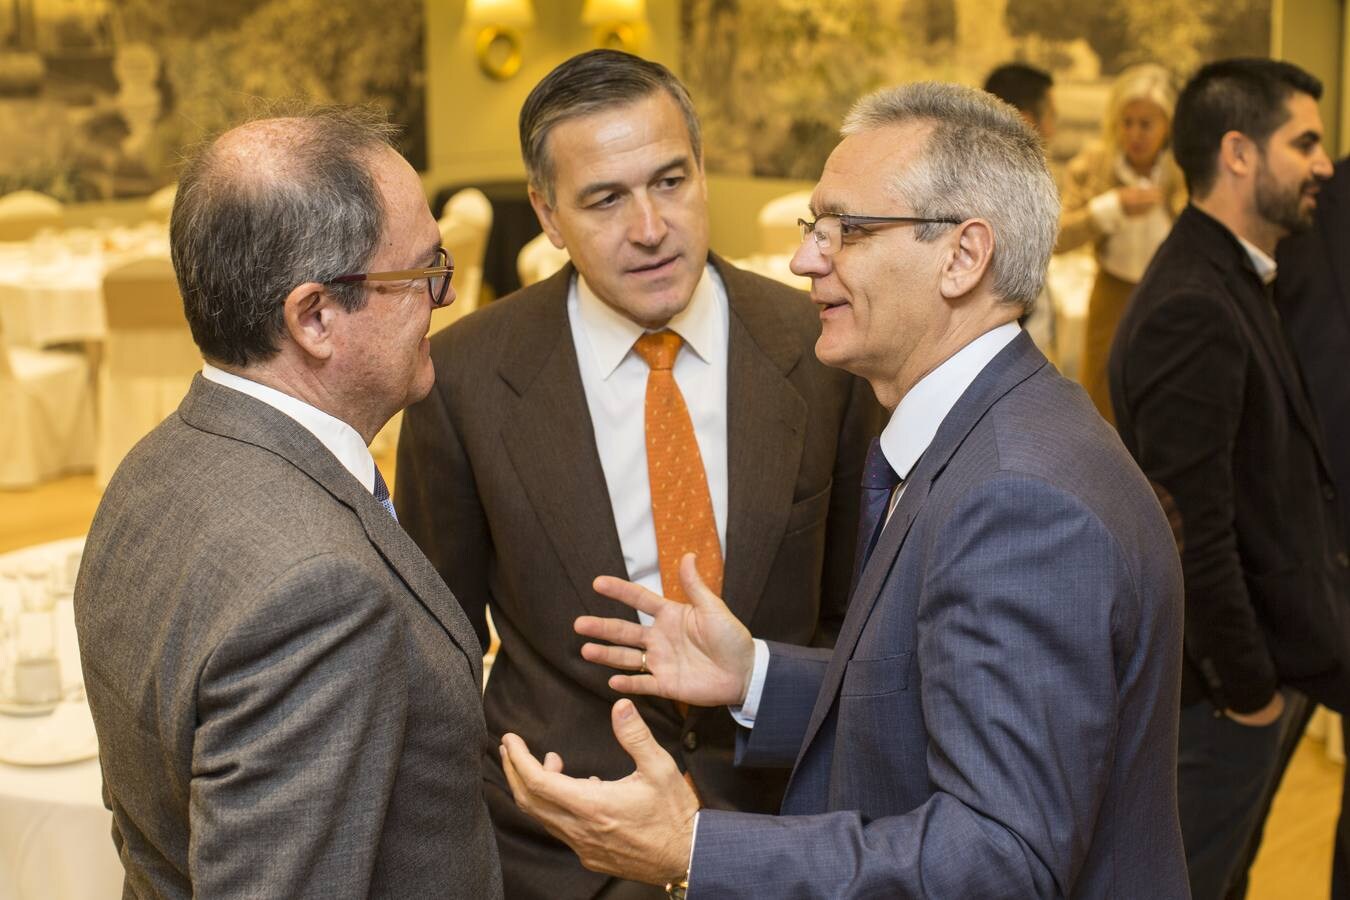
1279, 157, 1350, 538
1110, 204, 1350, 713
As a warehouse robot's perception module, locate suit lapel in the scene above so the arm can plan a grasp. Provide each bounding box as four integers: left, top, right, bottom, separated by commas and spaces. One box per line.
496, 266, 632, 620
177, 377, 483, 682
789, 333, 1047, 772
717, 258, 810, 626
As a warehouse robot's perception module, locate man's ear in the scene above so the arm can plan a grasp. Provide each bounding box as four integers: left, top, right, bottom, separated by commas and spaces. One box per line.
283, 282, 338, 361
528, 185, 568, 250
939, 219, 995, 300
1218, 130, 1258, 179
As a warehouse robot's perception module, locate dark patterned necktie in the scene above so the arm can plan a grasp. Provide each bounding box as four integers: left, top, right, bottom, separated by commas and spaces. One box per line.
372, 465, 398, 522
851, 438, 901, 587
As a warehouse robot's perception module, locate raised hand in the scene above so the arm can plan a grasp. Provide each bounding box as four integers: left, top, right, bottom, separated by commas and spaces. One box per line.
500, 699, 698, 886
577, 552, 756, 708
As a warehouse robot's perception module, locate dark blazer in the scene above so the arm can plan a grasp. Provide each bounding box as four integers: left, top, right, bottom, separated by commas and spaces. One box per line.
691, 333, 1188, 897
1279, 157, 1350, 536
396, 255, 880, 898
75, 376, 502, 900
1111, 204, 1350, 713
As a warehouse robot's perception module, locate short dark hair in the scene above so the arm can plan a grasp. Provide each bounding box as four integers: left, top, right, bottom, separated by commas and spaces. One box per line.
170, 106, 400, 367
519, 49, 702, 204
983, 63, 1054, 117
1173, 58, 1323, 197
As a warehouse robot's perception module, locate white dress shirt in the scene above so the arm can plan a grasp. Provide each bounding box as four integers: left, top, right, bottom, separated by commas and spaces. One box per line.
733, 321, 1023, 725
568, 264, 730, 623
1236, 235, 1278, 287
201, 364, 379, 494
1089, 155, 1174, 283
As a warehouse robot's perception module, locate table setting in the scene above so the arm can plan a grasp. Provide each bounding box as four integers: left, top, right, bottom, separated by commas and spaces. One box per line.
0, 537, 123, 900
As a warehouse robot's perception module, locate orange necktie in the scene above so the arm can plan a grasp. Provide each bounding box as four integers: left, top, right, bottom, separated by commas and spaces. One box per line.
633, 330, 724, 604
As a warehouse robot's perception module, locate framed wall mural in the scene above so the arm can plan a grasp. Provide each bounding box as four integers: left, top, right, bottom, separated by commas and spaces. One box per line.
679, 0, 1272, 179
0, 0, 427, 201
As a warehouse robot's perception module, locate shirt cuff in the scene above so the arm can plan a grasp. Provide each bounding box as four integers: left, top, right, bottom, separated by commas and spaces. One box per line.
1088, 189, 1125, 234
728, 639, 769, 728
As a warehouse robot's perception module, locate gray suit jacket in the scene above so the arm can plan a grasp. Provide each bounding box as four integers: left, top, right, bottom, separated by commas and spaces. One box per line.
75, 376, 502, 899
692, 333, 1188, 898
396, 256, 880, 898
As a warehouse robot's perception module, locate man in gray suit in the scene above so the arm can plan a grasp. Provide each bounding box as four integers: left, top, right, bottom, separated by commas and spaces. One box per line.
499, 82, 1188, 897
74, 108, 501, 898
396, 50, 877, 899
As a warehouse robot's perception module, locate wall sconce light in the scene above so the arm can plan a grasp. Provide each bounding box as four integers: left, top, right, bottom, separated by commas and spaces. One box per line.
582, 0, 647, 53
465, 0, 535, 80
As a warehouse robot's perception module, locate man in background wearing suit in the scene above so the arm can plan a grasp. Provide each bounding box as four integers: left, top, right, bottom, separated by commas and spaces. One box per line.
498, 81, 1188, 898
75, 108, 501, 899
396, 50, 878, 899
1279, 155, 1350, 897
1110, 59, 1346, 900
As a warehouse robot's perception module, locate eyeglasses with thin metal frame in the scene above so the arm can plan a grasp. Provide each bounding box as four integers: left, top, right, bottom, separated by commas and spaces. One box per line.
798, 213, 965, 256
328, 246, 454, 306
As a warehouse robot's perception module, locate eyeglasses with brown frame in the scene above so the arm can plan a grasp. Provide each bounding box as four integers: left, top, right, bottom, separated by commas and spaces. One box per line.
328, 246, 454, 306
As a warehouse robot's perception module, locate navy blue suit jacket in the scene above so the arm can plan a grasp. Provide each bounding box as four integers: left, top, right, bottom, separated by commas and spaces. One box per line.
690, 333, 1188, 898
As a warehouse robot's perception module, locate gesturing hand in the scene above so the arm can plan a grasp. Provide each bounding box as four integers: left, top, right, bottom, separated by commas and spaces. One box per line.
577, 553, 756, 708
500, 700, 698, 886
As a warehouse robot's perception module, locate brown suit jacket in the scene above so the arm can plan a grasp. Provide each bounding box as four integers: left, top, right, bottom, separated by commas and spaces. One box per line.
396, 255, 880, 898
76, 376, 501, 899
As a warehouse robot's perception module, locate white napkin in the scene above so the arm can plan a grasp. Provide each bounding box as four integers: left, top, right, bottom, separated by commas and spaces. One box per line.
0, 699, 99, 766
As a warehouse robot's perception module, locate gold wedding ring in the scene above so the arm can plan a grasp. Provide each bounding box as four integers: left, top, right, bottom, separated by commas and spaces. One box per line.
639, 651, 649, 674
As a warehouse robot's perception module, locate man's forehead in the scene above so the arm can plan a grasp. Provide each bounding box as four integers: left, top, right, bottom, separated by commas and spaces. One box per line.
1276, 92, 1324, 135
812, 126, 925, 212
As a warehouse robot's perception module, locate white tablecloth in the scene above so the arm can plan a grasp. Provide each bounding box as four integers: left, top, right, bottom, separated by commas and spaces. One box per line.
0, 227, 170, 349
0, 538, 122, 900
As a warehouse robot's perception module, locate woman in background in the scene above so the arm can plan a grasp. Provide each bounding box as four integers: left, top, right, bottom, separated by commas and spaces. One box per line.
1059, 63, 1187, 424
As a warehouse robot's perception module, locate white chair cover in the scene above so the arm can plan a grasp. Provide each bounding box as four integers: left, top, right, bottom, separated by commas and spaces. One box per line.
96, 258, 200, 486
756, 189, 812, 256
0, 319, 94, 489
431, 188, 493, 336
0, 191, 63, 242
516, 230, 570, 288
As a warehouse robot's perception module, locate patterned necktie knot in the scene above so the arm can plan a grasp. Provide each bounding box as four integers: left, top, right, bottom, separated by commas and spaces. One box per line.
862, 438, 901, 490
634, 330, 683, 371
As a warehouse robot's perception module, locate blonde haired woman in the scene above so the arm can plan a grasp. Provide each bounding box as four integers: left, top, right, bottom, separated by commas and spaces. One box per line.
1060, 63, 1188, 424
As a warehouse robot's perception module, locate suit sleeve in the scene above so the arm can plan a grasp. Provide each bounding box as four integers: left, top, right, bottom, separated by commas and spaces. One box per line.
691, 477, 1141, 898
190, 553, 407, 898
734, 641, 833, 768
813, 374, 883, 646
396, 369, 493, 651
1118, 291, 1276, 712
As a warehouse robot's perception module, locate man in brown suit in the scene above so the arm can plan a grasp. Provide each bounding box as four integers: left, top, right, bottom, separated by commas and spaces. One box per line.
396, 50, 879, 899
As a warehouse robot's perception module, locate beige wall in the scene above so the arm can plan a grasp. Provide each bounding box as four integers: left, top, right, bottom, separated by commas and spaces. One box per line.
423, 0, 680, 186
1274, 0, 1346, 156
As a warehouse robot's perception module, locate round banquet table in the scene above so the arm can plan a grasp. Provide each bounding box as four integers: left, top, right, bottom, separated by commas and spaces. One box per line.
0, 538, 122, 900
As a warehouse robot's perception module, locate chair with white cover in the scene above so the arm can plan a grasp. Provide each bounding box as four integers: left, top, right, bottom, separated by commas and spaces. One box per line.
96, 258, 201, 486
0, 190, 63, 242
756, 189, 812, 256
433, 188, 493, 335
516, 230, 570, 288
145, 182, 177, 222
0, 319, 94, 489
369, 189, 494, 458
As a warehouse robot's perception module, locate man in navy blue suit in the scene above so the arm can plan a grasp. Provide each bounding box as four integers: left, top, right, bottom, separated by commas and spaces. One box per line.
498, 81, 1188, 898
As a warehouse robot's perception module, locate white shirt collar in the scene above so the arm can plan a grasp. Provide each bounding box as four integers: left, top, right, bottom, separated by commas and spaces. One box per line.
200, 363, 378, 493
1235, 235, 1278, 285
880, 322, 1022, 479
575, 264, 722, 379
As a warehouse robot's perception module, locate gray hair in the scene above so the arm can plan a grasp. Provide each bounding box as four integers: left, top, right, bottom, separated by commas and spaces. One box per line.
842, 81, 1060, 308
170, 105, 400, 367
519, 49, 702, 205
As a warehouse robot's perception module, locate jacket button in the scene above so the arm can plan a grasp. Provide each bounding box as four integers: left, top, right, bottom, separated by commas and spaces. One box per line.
682, 731, 698, 751
1325, 483, 1338, 502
